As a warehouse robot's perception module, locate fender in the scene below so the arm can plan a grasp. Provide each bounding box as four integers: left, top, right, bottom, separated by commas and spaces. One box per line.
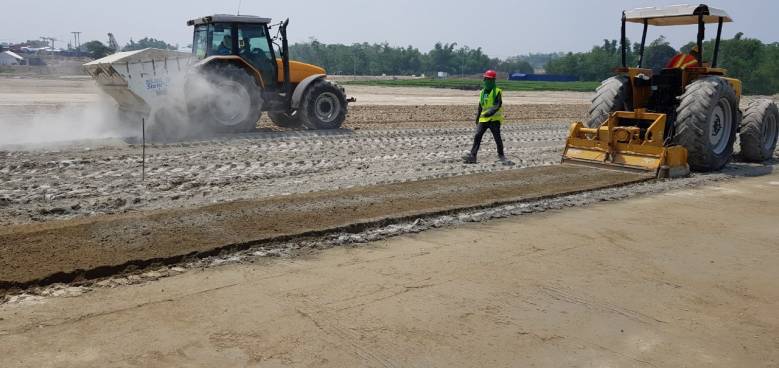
192, 56, 265, 88
291, 74, 326, 109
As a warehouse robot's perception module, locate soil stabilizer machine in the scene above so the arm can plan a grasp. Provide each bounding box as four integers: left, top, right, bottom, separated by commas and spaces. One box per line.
563, 4, 779, 178
84, 15, 352, 136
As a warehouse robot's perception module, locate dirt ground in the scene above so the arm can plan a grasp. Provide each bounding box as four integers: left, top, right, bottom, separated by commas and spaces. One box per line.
1, 76, 778, 366
1, 171, 777, 367
2, 77, 770, 228
0, 76, 589, 226
0, 165, 646, 288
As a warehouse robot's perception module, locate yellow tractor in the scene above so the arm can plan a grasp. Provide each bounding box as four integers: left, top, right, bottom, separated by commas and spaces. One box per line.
85, 15, 351, 135
185, 15, 352, 132
562, 4, 779, 177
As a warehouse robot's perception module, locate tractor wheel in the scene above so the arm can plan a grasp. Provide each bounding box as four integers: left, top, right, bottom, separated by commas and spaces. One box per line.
585, 76, 631, 128
739, 99, 779, 162
673, 76, 739, 171
269, 112, 303, 129
187, 63, 262, 134
298, 79, 347, 130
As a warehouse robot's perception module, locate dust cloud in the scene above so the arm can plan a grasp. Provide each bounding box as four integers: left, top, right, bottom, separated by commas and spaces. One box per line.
0, 70, 260, 148
0, 99, 137, 148
145, 71, 260, 141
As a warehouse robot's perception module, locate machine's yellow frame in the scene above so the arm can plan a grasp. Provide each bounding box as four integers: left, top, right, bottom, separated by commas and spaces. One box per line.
562, 109, 690, 178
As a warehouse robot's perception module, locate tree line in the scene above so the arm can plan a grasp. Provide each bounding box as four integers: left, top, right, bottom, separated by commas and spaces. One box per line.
81, 37, 177, 59
546, 33, 779, 95
289, 40, 534, 76
76, 33, 778, 94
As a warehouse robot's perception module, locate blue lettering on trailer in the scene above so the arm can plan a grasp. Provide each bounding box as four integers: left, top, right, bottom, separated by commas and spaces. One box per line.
145, 78, 169, 90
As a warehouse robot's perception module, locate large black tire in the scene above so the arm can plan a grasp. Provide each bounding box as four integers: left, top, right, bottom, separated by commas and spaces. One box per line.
186, 63, 262, 134
673, 76, 739, 172
585, 76, 631, 128
268, 112, 303, 129
739, 99, 779, 162
298, 79, 347, 130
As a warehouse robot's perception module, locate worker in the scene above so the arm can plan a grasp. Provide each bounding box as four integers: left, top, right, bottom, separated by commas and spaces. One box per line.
215, 35, 233, 55
463, 70, 511, 164
666, 45, 700, 69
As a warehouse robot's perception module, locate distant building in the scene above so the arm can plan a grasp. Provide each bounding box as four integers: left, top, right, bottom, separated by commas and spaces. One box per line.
0, 51, 24, 65
437, 71, 449, 79
508, 72, 577, 82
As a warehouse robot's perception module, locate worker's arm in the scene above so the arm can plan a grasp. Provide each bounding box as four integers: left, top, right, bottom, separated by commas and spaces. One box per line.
475, 104, 482, 124
482, 91, 502, 118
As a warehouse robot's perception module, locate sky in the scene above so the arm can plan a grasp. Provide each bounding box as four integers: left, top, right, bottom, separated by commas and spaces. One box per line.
2, 0, 778, 58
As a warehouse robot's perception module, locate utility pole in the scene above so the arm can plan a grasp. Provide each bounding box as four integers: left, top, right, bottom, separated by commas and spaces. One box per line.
40, 36, 58, 53
71, 32, 81, 51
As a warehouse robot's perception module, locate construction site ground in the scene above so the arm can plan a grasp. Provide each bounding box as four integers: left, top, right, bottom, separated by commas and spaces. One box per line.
1, 76, 778, 366
2, 170, 778, 367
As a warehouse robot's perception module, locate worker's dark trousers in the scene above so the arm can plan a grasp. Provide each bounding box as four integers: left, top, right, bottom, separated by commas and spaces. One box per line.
470, 121, 504, 157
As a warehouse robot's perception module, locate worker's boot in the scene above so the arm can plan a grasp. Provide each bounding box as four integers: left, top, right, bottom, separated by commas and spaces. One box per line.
498, 155, 514, 166
462, 154, 477, 164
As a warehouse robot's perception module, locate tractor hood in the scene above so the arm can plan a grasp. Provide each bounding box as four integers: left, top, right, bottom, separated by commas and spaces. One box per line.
276, 59, 326, 84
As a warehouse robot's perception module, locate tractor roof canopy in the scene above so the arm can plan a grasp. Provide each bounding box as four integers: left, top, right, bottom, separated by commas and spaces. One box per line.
187, 14, 271, 26
625, 4, 732, 26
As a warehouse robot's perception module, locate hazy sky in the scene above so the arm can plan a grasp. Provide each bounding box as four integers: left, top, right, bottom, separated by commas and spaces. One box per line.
3, 1, 778, 58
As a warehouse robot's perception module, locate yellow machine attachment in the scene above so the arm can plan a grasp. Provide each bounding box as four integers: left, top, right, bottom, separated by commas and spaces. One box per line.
562, 109, 690, 178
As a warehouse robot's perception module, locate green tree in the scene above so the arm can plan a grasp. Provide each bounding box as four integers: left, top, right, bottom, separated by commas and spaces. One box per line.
122, 37, 177, 51
546, 39, 635, 81
429, 42, 458, 74
82, 40, 112, 59
515, 53, 564, 69
642, 36, 678, 72
754, 43, 779, 95
682, 33, 767, 94
495, 58, 534, 74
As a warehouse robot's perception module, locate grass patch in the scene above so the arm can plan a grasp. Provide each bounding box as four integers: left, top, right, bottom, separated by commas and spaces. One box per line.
342, 78, 599, 92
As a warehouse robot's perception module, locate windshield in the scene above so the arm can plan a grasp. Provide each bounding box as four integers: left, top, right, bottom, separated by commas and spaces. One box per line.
192, 25, 208, 59
209, 23, 234, 56
237, 24, 276, 87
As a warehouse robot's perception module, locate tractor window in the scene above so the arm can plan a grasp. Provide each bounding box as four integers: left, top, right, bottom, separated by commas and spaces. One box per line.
210, 23, 234, 56
237, 24, 276, 87
192, 25, 208, 59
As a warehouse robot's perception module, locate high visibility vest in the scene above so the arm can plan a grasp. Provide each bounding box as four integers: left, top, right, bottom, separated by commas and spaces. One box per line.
479, 87, 504, 123
667, 53, 699, 69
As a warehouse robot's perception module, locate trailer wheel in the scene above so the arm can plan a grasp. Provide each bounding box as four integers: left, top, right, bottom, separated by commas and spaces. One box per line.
299, 79, 347, 130
269, 112, 303, 129
585, 76, 631, 128
673, 76, 739, 171
739, 100, 779, 162
187, 63, 262, 133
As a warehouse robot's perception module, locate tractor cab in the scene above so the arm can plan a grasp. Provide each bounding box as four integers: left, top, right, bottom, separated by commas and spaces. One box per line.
619, 4, 740, 120
188, 14, 279, 89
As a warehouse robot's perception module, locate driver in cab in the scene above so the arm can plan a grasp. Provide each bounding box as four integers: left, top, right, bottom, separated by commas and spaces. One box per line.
215, 35, 233, 55
667, 46, 701, 70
